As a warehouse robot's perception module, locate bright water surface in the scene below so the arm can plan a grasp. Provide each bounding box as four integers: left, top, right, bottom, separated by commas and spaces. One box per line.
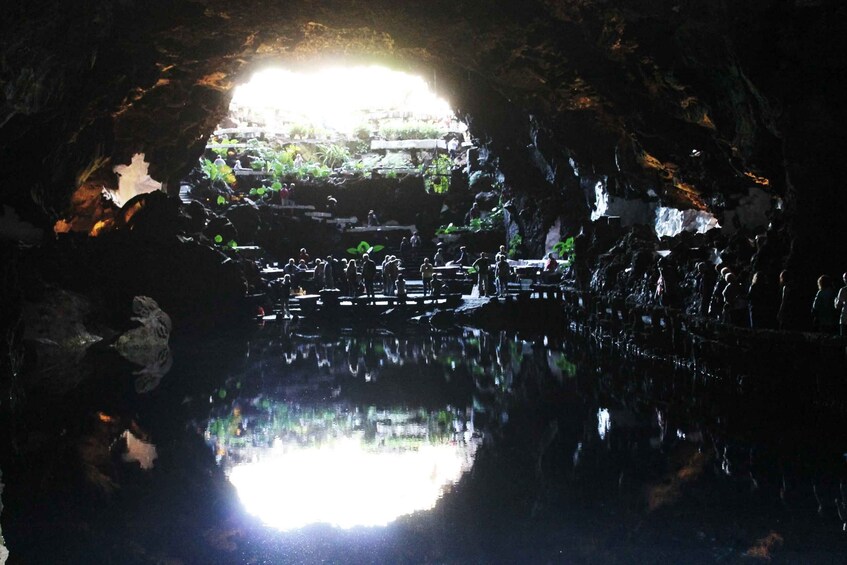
2, 324, 846, 563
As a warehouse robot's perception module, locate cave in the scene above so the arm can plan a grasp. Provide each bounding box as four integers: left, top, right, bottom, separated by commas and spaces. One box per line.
2, 1, 847, 563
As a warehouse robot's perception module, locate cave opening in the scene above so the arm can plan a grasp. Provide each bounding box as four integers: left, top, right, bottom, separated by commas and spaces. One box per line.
171, 62, 515, 272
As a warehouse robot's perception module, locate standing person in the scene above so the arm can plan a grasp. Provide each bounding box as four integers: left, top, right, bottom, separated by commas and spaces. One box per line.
747, 271, 769, 329
420, 257, 435, 296
777, 270, 799, 331
399, 237, 409, 264
543, 252, 559, 283
811, 274, 838, 333
279, 183, 290, 206
361, 253, 377, 302
346, 259, 359, 297
396, 274, 407, 303
495, 254, 511, 296
279, 274, 292, 318
722, 272, 747, 326
472, 252, 491, 297
367, 209, 380, 226
433, 247, 446, 267
313, 258, 325, 288
385, 256, 399, 296
382, 255, 392, 295
410, 232, 422, 249
465, 202, 481, 224
835, 272, 847, 336
709, 265, 731, 319
324, 256, 336, 289
448, 136, 460, 159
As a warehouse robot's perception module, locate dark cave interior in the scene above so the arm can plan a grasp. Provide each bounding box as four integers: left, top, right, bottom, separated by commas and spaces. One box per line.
2, 1, 847, 563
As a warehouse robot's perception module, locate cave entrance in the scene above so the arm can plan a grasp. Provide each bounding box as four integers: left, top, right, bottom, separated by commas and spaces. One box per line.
178, 64, 478, 265
187, 65, 469, 206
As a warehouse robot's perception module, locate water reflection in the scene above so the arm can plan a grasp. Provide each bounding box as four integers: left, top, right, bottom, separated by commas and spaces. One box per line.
7, 323, 847, 564
202, 329, 586, 532
204, 329, 503, 530
229, 432, 477, 530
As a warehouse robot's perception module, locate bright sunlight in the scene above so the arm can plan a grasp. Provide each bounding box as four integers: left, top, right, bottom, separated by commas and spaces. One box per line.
228, 66, 458, 135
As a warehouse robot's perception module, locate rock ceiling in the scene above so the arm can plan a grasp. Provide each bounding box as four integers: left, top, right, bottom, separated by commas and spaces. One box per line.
2, 0, 846, 261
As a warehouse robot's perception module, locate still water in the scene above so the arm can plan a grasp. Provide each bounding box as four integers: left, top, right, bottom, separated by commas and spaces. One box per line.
2, 325, 846, 563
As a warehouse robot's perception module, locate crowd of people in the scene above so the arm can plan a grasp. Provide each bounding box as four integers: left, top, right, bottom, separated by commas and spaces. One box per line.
685, 263, 847, 335
264, 240, 547, 315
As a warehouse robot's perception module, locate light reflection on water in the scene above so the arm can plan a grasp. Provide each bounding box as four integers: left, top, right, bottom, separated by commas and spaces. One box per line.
213, 404, 480, 530
229, 435, 477, 530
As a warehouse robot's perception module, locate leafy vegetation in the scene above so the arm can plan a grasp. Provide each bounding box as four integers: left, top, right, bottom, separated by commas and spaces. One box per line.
210, 138, 240, 157
422, 154, 452, 193
346, 240, 385, 257
201, 158, 236, 185
435, 223, 465, 235
378, 120, 444, 141
468, 205, 505, 232
508, 233, 522, 259
316, 143, 350, 169
553, 237, 575, 266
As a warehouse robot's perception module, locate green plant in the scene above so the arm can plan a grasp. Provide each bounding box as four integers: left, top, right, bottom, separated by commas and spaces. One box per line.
508, 233, 522, 259
316, 143, 350, 169
379, 152, 413, 170
211, 138, 239, 157
435, 223, 465, 235
379, 120, 445, 141
468, 205, 505, 232
201, 159, 236, 185
289, 123, 310, 138
422, 154, 453, 193
553, 236, 576, 266
353, 124, 371, 141
346, 240, 385, 258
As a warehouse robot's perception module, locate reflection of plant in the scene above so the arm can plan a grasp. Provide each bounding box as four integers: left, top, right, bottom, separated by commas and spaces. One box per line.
422, 154, 452, 193
553, 237, 575, 266
213, 234, 238, 248
346, 240, 385, 257
554, 354, 577, 378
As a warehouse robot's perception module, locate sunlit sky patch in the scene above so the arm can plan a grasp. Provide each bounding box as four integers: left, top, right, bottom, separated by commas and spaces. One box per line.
228, 436, 477, 531
229, 66, 455, 134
